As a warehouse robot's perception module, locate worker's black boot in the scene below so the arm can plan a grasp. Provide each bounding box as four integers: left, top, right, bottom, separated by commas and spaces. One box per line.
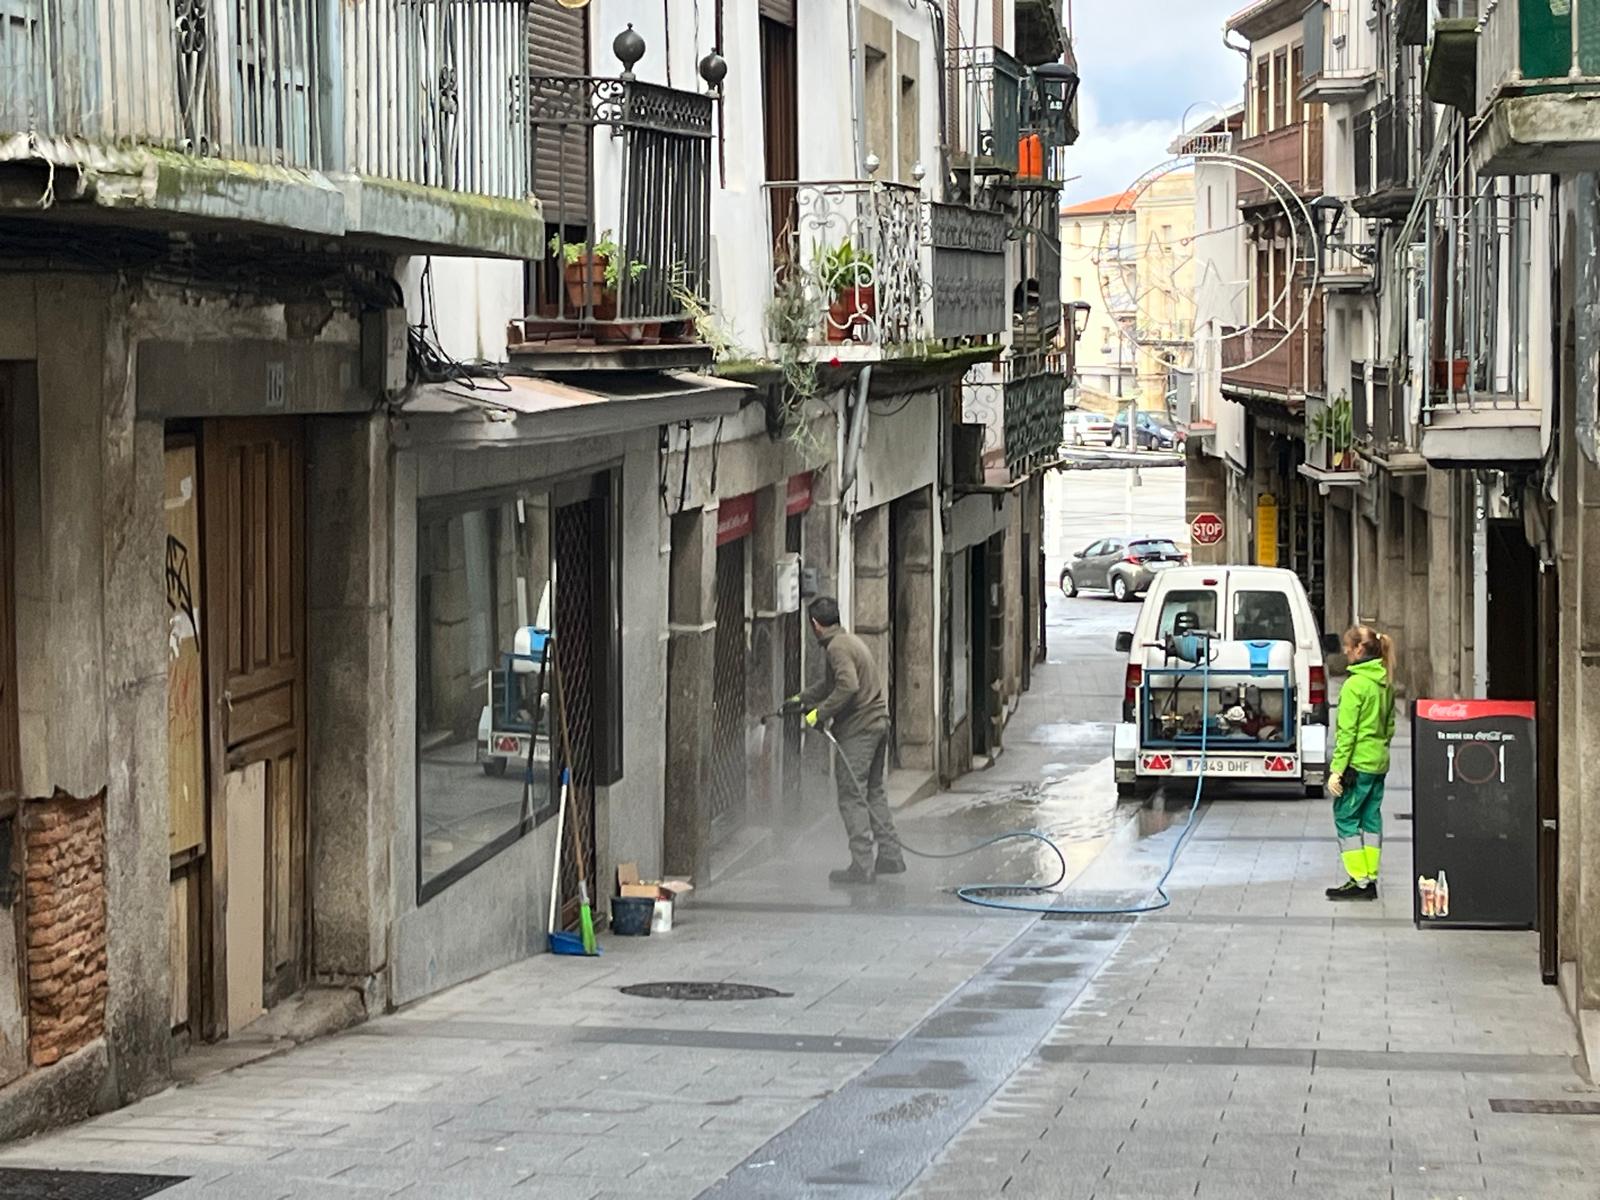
1326, 878, 1376, 901
874, 855, 907, 876
829, 864, 875, 885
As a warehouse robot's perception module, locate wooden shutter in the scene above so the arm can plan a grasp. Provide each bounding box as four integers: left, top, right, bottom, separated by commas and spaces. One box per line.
530, 2, 590, 229
759, 0, 794, 24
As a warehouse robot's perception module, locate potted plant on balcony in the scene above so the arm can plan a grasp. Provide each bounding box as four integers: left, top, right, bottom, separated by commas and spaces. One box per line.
816, 239, 877, 344
1311, 392, 1356, 472
1431, 355, 1469, 393
550, 230, 650, 340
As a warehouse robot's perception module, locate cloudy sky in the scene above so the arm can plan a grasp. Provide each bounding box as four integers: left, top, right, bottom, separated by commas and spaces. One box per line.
1066, 0, 1245, 205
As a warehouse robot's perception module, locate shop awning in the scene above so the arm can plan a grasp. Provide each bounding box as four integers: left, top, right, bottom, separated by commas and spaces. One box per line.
393, 370, 752, 448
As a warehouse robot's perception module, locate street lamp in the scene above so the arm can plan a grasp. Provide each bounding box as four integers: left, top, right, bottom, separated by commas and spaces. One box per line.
1311, 195, 1377, 269
1066, 300, 1092, 342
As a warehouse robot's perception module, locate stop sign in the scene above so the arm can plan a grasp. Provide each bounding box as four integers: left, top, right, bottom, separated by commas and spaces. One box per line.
1190, 512, 1225, 545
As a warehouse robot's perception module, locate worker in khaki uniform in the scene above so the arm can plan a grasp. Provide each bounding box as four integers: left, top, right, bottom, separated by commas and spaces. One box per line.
795, 597, 906, 884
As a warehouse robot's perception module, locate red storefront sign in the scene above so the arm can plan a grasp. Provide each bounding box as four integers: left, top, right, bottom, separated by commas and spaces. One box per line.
717, 493, 756, 545
786, 472, 814, 516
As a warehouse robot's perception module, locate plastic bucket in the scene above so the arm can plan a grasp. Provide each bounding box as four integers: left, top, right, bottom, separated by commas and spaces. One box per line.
611, 895, 655, 936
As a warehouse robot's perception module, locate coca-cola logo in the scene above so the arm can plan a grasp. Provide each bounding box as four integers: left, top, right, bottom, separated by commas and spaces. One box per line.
1423, 702, 1471, 720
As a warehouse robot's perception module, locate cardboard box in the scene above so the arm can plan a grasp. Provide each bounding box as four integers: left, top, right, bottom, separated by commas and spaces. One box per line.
616, 862, 694, 903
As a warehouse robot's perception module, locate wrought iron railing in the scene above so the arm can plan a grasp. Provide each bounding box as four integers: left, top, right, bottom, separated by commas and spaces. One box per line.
1351, 363, 1371, 444
1369, 363, 1406, 447
1422, 184, 1539, 415
1015, 186, 1062, 352
1479, 0, 1600, 115
0, 0, 534, 203
765, 179, 926, 350
951, 46, 1023, 175
346, 0, 532, 199
1373, 97, 1413, 191
527, 76, 713, 337
929, 203, 1008, 340
1002, 353, 1068, 474
1176, 131, 1234, 156
1354, 108, 1373, 193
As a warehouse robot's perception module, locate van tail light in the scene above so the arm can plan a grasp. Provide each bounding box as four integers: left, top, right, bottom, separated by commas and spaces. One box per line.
1123, 665, 1142, 722
1308, 665, 1327, 709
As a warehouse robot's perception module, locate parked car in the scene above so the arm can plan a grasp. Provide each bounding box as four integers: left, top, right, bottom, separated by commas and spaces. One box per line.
1110, 410, 1186, 450
1112, 566, 1340, 798
1060, 535, 1188, 602
1063, 409, 1115, 446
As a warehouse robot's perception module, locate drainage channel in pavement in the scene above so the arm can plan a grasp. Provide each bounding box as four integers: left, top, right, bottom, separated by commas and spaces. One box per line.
695, 801, 1181, 1200
0, 1168, 187, 1200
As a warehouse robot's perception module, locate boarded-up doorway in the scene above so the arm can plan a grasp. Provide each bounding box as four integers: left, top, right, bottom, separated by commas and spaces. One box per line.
194, 419, 307, 1038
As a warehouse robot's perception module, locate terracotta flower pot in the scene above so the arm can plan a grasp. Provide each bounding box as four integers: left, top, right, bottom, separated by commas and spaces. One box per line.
826, 284, 877, 343
563, 256, 606, 312
1432, 357, 1468, 392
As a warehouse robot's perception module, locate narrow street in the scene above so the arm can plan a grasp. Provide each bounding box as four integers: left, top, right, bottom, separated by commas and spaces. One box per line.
0, 469, 1588, 1199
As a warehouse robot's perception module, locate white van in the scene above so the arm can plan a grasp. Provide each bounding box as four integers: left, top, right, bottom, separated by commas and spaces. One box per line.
1111, 566, 1338, 797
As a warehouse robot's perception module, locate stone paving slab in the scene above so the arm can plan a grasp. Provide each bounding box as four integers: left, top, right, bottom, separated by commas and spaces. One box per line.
905, 736, 1600, 1200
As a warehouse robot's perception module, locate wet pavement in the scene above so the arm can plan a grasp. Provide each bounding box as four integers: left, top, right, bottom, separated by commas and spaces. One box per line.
0, 584, 1144, 1200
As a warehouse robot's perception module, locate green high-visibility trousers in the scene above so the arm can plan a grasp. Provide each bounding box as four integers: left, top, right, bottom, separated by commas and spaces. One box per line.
1333, 770, 1385, 883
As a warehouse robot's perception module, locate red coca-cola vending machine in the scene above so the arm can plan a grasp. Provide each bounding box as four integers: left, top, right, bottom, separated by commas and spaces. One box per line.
1411, 699, 1537, 929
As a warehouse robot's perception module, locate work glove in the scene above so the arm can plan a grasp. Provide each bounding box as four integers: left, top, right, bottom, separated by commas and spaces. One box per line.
1327, 772, 1345, 798
803, 708, 819, 728
780, 695, 803, 715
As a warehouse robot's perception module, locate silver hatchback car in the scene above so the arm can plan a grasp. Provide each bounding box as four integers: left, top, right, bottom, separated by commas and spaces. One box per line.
1060, 535, 1189, 602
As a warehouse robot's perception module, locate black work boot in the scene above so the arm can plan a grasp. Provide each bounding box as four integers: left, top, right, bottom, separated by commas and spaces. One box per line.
874, 855, 907, 876
829, 864, 875, 885
1326, 878, 1377, 901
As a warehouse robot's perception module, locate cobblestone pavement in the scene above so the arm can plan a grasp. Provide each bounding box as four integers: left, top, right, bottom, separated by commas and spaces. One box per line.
906, 731, 1600, 1200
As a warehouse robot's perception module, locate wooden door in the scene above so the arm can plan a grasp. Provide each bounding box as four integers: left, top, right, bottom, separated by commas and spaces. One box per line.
201, 419, 306, 1031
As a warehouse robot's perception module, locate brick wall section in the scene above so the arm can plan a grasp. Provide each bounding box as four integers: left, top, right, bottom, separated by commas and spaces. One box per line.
23, 790, 107, 1068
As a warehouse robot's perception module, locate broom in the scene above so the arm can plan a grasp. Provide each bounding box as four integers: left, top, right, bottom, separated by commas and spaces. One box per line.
551, 644, 598, 956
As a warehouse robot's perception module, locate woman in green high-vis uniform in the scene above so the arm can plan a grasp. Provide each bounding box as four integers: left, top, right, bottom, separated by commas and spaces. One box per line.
1326, 626, 1397, 902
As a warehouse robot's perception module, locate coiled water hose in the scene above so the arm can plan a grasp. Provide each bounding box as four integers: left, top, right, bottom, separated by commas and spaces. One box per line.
797, 650, 1210, 917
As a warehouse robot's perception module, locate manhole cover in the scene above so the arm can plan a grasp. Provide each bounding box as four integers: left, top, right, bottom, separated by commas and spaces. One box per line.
620, 981, 790, 1001
0, 1169, 187, 1200
1490, 1098, 1600, 1115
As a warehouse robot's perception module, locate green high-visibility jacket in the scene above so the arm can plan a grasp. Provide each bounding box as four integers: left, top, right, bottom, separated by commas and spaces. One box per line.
1330, 657, 1396, 777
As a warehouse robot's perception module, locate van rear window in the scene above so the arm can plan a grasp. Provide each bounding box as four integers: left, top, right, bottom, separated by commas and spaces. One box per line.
1233, 590, 1296, 642
1155, 590, 1217, 638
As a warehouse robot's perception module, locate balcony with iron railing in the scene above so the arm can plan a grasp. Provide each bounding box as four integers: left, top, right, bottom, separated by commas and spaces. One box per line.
1468, 0, 1600, 172
928, 203, 1009, 341
1418, 186, 1544, 464
1013, 186, 1062, 353
513, 75, 713, 365
1219, 321, 1325, 399
1352, 95, 1427, 218
764, 179, 927, 360
951, 46, 1023, 177
1002, 352, 1069, 477
1301, 0, 1378, 101
0, 0, 542, 258
1236, 121, 1324, 208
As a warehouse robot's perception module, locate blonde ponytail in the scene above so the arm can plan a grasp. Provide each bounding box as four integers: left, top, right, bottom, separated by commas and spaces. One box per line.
1343, 625, 1395, 675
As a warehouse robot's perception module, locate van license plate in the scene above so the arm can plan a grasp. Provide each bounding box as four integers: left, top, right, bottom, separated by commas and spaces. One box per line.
1180, 756, 1296, 777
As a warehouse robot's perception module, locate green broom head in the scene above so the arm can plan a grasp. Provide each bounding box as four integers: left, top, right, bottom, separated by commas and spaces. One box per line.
578, 880, 597, 955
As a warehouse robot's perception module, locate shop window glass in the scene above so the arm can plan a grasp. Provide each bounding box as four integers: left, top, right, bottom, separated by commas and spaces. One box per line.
417, 492, 555, 898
